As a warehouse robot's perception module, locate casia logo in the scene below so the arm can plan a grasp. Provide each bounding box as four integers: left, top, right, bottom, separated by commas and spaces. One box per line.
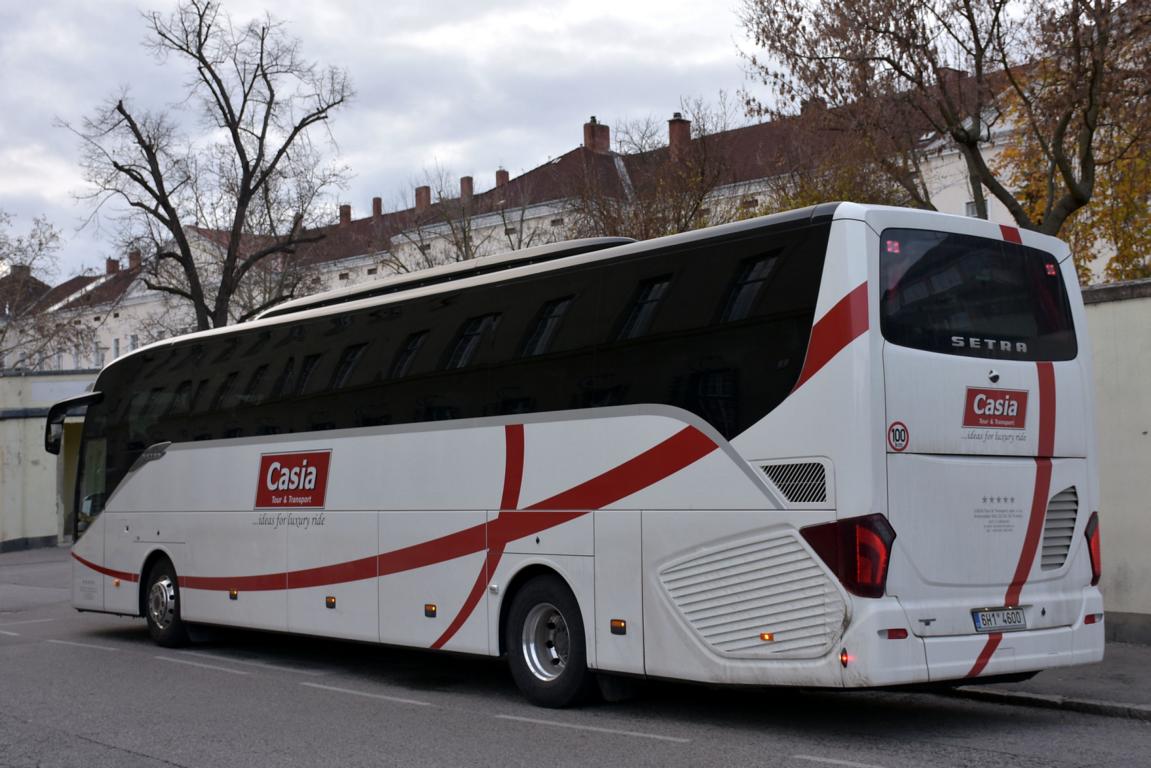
962, 388, 1028, 430
255, 451, 331, 508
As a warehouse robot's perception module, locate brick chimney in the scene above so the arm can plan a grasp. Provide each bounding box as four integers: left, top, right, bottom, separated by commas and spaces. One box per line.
128, 249, 142, 269
583, 116, 611, 153
495, 168, 509, 187
668, 112, 691, 161
9, 264, 31, 279
372, 196, 383, 219
800, 97, 827, 116
105, 257, 120, 275
936, 67, 968, 98
339, 204, 352, 225
415, 185, 431, 212
460, 176, 474, 204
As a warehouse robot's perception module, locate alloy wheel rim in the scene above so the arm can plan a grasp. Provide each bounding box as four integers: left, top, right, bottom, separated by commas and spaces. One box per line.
148, 576, 176, 630
521, 602, 570, 682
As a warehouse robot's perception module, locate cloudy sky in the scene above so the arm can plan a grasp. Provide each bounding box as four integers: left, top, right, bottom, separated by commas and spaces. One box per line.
0, 0, 759, 278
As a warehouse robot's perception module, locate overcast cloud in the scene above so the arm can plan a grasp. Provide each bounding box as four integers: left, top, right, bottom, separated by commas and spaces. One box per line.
0, 0, 754, 277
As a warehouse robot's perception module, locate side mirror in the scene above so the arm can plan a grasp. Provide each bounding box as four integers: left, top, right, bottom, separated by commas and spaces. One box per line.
44, 392, 102, 454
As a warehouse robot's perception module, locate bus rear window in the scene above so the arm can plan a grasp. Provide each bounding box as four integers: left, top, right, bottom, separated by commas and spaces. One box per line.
880, 228, 1076, 361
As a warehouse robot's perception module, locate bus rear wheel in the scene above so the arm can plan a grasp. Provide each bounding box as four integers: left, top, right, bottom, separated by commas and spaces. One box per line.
506, 575, 592, 708
145, 558, 189, 647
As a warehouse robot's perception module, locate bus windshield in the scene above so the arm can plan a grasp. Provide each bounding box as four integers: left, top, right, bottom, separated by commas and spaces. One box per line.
879, 228, 1077, 361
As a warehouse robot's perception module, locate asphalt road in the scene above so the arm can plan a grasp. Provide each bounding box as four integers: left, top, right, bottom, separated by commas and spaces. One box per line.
2, 548, 1148, 768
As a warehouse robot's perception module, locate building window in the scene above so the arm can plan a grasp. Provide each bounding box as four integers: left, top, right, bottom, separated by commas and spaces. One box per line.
504, 227, 517, 236
721, 254, 780, 322
965, 200, 979, 217
367, 267, 378, 276
112, 338, 120, 358
130, 335, 139, 351
295, 354, 322, 395
617, 277, 671, 341
520, 297, 573, 357
330, 344, 368, 388
550, 218, 565, 227
389, 331, 428, 378
418, 243, 432, 253
444, 314, 500, 370
339, 272, 350, 281
740, 198, 759, 209
113, 312, 120, 318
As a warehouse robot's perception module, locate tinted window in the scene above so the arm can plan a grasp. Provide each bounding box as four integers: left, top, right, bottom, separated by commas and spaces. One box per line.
88, 219, 832, 503
880, 228, 1077, 361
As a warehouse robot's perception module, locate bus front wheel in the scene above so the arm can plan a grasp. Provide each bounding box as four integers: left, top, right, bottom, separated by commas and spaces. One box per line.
505, 575, 592, 708
145, 558, 189, 647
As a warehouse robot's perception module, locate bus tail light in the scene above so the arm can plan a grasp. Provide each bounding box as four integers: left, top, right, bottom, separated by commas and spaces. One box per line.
1085, 512, 1102, 586
801, 514, 897, 599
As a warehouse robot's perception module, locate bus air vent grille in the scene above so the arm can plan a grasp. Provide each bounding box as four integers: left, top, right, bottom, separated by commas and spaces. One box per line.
1041, 486, 1078, 571
658, 530, 845, 660
760, 461, 827, 505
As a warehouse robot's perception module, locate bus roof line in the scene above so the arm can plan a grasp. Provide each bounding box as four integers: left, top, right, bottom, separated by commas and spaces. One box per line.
256, 236, 637, 321
104, 204, 842, 369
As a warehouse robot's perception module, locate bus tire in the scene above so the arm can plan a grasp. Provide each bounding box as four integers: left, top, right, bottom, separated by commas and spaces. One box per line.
144, 558, 189, 648
505, 574, 591, 708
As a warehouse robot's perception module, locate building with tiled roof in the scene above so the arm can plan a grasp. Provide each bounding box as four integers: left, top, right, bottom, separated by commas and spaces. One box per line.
18, 108, 1015, 373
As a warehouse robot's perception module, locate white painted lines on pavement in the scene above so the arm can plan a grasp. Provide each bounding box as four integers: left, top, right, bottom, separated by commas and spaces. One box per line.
793, 755, 888, 768
155, 655, 250, 674
178, 651, 325, 676
494, 714, 691, 744
299, 682, 431, 707
46, 639, 118, 652
0, 618, 57, 627
0, 630, 19, 636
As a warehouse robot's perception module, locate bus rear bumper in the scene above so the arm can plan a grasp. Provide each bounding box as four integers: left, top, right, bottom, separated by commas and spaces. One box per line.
920, 591, 1106, 683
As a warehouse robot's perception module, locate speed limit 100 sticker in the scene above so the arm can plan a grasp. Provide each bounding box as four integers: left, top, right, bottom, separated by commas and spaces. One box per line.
887, 421, 909, 452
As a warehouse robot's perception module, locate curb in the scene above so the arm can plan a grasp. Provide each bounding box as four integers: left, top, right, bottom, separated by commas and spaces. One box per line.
950, 686, 1151, 722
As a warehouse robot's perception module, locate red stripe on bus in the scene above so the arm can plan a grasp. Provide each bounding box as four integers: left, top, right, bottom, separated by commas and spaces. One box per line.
967, 361, 1056, 678
433, 425, 524, 649
999, 225, 1022, 244
1036, 362, 1056, 458
968, 632, 1003, 677
71, 552, 139, 583
525, 425, 716, 512
793, 282, 868, 391
1006, 458, 1053, 607
432, 424, 716, 648
173, 425, 715, 613
500, 424, 525, 511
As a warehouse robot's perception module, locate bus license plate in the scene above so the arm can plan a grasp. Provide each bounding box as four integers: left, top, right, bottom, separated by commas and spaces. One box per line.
972, 608, 1027, 633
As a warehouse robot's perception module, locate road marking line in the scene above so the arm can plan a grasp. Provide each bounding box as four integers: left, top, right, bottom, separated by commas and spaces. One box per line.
178, 651, 325, 676
155, 656, 250, 674
0, 618, 57, 627
793, 755, 887, 768
299, 682, 431, 707
0, 630, 19, 637
494, 714, 691, 743
46, 639, 118, 652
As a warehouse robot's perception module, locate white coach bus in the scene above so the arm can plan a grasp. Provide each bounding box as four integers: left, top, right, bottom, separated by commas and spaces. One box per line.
46, 203, 1104, 707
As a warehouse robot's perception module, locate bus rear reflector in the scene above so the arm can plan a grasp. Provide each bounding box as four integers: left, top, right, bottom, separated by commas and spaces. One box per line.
800, 514, 897, 599
1085, 512, 1102, 586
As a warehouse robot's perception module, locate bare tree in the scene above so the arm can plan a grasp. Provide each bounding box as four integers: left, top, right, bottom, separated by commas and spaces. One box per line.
69, 0, 352, 329
567, 96, 751, 240
388, 166, 556, 273
741, 0, 1151, 236
0, 212, 95, 370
